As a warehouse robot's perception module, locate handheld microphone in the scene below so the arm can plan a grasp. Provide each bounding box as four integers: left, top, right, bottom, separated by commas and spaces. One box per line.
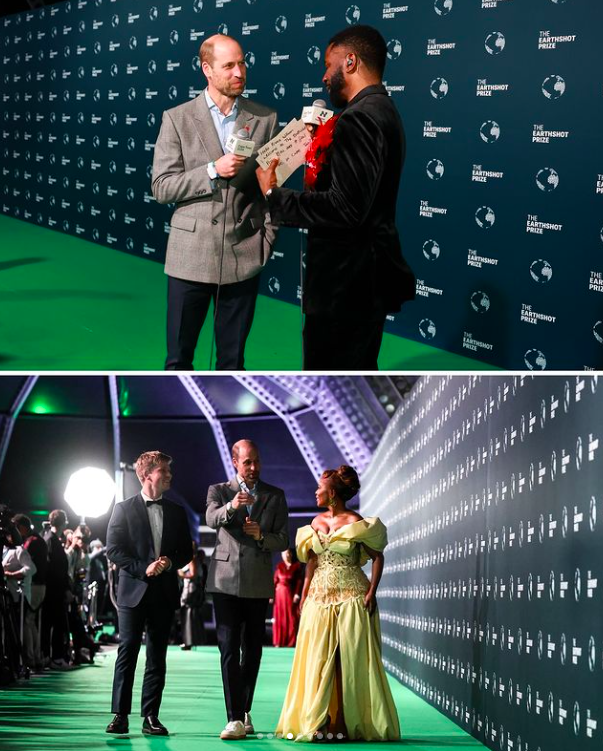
301, 99, 334, 126
239, 479, 250, 495
225, 127, 255, 157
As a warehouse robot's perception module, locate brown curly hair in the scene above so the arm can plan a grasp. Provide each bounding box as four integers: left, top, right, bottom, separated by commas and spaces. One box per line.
321, 465, 360, 503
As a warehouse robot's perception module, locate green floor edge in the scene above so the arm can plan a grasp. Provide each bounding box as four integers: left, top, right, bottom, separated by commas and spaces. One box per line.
0, 215, 497, 371
0, 646, 487, 750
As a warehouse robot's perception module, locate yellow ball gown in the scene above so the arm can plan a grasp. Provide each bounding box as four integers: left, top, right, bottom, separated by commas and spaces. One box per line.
275, 517, 401, 742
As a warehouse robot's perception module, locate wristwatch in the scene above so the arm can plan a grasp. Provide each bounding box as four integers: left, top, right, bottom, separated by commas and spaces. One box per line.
207, 161, 219, 180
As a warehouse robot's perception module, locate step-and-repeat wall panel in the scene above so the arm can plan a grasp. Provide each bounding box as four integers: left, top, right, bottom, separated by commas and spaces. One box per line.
2, 0, 602, 368
362, 376, 602, 751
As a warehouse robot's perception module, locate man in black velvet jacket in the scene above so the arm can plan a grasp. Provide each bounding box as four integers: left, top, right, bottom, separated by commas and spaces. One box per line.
256, 25, 415, 370
105, 451, 192, 737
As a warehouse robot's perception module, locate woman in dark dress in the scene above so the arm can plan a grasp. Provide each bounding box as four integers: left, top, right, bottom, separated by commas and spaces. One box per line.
272, 549, 303, 647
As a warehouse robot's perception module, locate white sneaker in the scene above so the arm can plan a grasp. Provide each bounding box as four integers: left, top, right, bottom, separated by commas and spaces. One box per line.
220, 720, 246, 740
244, 713, 254, 734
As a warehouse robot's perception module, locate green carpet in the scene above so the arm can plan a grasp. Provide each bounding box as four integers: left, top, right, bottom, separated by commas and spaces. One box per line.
0, 215, 497, 371
0, 646, 486, 750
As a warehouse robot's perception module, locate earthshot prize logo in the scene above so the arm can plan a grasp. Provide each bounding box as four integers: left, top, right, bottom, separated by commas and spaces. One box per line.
346, 5, 361, 24
419, 319, 436, 340
423, 239, 440, 260
485, 32, 505, 55
542, 74, 566, 99
480, 121, 500, 143
426, 159, 444, 180
530, 259, 552, 283
430, 78, 449, 99
536, 167, 560, 191
475, 206, 495, 229
434, 0, 453, 15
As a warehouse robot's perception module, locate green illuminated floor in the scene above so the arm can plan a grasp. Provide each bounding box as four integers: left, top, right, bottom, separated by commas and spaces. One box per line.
0, 646, 486, 750
0, 215, 496, 371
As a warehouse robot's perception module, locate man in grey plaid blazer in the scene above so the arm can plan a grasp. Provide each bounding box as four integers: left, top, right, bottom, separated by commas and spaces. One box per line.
152, 34, 279, 370
206, 439, 289, 739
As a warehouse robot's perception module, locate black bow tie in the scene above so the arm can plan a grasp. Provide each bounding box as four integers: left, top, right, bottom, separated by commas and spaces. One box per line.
145, 498, 163, 507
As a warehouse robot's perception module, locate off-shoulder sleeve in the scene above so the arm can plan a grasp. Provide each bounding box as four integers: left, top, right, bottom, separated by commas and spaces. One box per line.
295, 525, 316, 563
355, 517, 388, 565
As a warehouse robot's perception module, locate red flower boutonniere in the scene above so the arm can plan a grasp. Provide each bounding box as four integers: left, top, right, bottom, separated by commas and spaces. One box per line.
304, 115, 340, 190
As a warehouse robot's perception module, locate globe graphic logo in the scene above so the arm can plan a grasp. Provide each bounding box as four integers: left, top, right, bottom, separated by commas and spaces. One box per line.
245, 51, 256, 68
218, 23, 228, 35
307, 46, 321, 65
247, 0, 257, 4
147, 113, 156, 127
127, 137, 135, 151
430, 77, 449, 99
92, 182, 100, 194
480, 120, 500, 143
92, 135, 100, 148
127, 188, 135, 201
423, 239, 440, 260
419, 318, 437, 340
77, 201, 84, 213
485, 32, 505, 55
536, 167, 560, 192
63, 220, 70, 232
109, 160, 117, 174
275, 15, 287, 33
191, 55, 200, 71
51, 25, 58, 38
110, 63, 118, 77
573, 703, 580, 737
593, 321, 603, 345
148, 60, 157, 74
64, 1, 71, 12
95, 0, 103, 7
426, 159, 444, 180
346, 5, 361, 24
77, 157, 84, 169
273, 82, 286, 100
149, 6, 158, 20
94, 41, 101, 54
77, 111, 85, 124
193, 0, 203, 12
434, 0, 453, 15
542, 75, 566, 99
126, 238, 135, 251
268, 277, 281, 294
109, 209, 117, 222
128, 87, 137, 101
63, 90, 70, 102
93, 88, 101, 101
170, 30, 179, 45
550, 0, 566, 4
530, 259, 553, 283
169, 85, 178, 100
111, 14, 119, 27
78, 21, 86, 33
471, 291, 490, 313
524, 349, 547, 370
129, 36, 137, 50
387, 39, 402, 60
146, 217, 154, 231
37, 213, 44, 225
475, 206, 495, 229
92, 229, 100, 241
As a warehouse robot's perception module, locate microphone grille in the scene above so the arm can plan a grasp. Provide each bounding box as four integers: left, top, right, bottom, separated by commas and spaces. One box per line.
236, 127, 250, 139
312, 99, 326, 107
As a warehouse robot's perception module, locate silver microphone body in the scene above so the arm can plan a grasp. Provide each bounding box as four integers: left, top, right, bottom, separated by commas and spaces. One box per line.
226, 127, 255, 157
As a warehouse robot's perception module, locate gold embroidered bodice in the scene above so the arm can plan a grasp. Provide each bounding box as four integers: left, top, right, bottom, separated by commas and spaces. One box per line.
307, 533, 370, 605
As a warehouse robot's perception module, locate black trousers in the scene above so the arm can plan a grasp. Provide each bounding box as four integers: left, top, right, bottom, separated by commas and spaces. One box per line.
41, 588, 69, 662
111, 586, 175, 717
303, 313, 387, 370
212, 593, 269, 722
166, 273, 260, 371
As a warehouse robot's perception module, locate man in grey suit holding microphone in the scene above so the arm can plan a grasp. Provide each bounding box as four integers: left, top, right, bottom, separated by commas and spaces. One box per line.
152, 35, 279, 370
206, 439, 289, 739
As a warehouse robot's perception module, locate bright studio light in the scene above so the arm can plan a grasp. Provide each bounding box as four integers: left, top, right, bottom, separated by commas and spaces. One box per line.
64, 467, 116, 519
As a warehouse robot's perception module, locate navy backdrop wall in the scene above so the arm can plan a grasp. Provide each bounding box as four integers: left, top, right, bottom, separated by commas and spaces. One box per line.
2, 0, 602, 369
361, 375, 603, 751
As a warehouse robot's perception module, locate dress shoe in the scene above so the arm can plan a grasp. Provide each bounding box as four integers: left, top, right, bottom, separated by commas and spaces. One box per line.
220, 720, 246, 739
244, 713, 255, 734
106, 714, 129, 734
142, 715, 169, 736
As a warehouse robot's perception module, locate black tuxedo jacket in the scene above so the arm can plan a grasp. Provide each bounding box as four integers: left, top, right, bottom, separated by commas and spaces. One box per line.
268, 84, 415, 321
106, 494, 192, 609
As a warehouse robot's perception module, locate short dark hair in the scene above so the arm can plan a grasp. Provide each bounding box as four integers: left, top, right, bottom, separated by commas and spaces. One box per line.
12, 513, 32, 531
328, 25, 387, 77
49, 508, 67, 528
